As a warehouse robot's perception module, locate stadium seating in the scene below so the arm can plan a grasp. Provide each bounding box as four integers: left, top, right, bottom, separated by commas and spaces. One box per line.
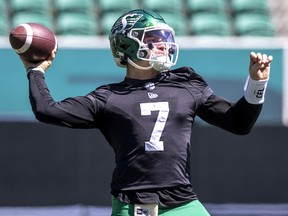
140, 0, 187, 35
54, 0, 97, 35
0, 0, 7, 14
54, 0, 95, 14
234, 13, 275, 36
0, 0, 276, 37
142, 0, 183, 13
10, 0, 51, 14
0, 19, 9, 36
98, 0, 137, 34
10, 0, 53, 29
187, 0, 227, 14
190, 13, 232, 36
56, 13, 98, 35
230, 0, 269, 14
11, 12, 53, 29
98, 0, 137, 13
100, 12, 123, 35
0, 1, 9, 35
159, 13, 188, 36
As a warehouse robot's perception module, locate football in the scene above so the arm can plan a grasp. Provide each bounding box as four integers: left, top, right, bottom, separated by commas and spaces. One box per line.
9, 23, 57, 63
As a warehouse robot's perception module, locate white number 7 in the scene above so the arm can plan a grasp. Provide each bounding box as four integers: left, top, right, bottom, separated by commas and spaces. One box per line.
140, 102, 169, 151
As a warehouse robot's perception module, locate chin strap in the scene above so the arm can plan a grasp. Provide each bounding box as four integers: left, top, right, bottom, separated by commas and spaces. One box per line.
128, 58, 154, 70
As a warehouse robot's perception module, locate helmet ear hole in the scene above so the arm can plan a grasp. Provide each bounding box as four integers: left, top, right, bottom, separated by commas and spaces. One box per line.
120, 60, 127, 66
120, 44, 133, 60
120, 44, 130, 50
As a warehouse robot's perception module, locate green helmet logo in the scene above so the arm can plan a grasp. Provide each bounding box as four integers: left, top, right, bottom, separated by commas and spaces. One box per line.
109, 9, 179, 71
110, 13, 144, 37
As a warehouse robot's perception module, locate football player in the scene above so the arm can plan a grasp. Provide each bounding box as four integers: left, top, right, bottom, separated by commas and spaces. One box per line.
20, 9, 272, 216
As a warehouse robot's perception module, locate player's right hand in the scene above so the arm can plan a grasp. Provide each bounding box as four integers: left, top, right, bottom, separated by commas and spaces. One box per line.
249, 51, 273, 81
21, 46, 57, 74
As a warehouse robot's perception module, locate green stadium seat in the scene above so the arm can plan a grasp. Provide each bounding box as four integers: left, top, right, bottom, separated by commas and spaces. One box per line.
10, 0, 51, 14
230, 0, 269, 14
142, 0, 183, 13
160, 13, 188, 36
187, 0, 227, 14
11, 12, 53, 29
190, 13, 232, 36
100, 12, 123, 35
98, 0, 137, 13
234, 13, 275, 36
0, 0, 7, 11
0, 18, 9, 36
0, 1, 10, 35
0, 0, 8, 24
54, 0, 95, 14
56, 13, 98, 35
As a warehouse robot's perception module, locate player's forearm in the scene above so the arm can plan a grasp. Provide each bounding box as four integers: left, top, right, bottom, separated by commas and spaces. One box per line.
198, 95, 262, 135
28, 71, 97, 128
28, 70, 55, 122
229, 97, 262, 134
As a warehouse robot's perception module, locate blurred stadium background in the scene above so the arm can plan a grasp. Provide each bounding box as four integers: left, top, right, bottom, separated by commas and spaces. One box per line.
1, 0, 288, 215
0, 0, 283, 36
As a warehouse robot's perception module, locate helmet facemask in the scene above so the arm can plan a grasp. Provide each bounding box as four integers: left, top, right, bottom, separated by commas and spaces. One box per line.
128, 26, 179, 71
109, 9, 179, 72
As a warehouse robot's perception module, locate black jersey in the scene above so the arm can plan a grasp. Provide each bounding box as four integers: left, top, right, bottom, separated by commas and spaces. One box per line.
28, 66, 262, 207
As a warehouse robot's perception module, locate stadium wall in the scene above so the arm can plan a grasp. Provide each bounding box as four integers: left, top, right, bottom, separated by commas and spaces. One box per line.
0, 122, 287, 206
0, 36, 287, 206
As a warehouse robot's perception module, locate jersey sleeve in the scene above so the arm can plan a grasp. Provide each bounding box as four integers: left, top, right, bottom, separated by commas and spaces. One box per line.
180, 67, 263, 135
197, 94, 262, 135
28, 71, 106, 128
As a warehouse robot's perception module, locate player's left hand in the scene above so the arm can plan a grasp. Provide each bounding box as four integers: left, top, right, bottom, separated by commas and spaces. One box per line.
249, 52, 273, 80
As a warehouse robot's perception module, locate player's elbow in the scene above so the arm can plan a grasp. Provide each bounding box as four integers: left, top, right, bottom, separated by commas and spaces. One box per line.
231, 126, 253, 135
32, 106, 54, 123
236, 129, 251, 135
34, 110, 48, 123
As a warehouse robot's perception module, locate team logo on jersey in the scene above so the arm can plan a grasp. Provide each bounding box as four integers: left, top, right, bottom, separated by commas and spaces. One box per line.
144, 82, 155, 90
148, 92, 158, 99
